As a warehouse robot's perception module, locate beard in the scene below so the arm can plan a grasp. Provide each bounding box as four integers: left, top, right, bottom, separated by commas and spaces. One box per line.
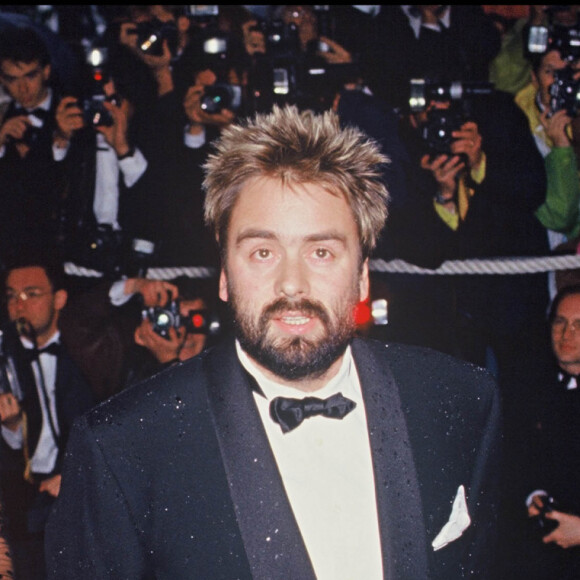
229, 289, 359, 382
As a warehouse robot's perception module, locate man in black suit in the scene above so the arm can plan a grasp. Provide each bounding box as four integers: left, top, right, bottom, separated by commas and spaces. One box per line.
0, 25, 72, 257
520, 283, 580, 579
0, 249, 94, 579
45, 104, 502, 579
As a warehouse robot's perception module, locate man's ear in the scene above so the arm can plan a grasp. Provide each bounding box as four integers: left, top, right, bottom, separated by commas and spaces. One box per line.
42, 63, 51, 83
359, 259, 369, 302
54, 288, 67, 312
219, 269, 229, 302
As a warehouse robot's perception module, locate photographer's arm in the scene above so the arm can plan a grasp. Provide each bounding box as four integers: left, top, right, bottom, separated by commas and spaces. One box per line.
183, 80, 236, 139
534, 109, 580, 236
110, 278, 179, 308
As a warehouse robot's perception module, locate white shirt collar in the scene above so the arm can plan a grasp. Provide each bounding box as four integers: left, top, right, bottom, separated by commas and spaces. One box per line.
558, 371, 578, 390
20, 329, 60, 350
401, 5, 450, 39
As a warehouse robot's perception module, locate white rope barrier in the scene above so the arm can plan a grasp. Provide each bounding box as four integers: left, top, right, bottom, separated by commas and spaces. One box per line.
369, 254, 580, 275
65, 254, 580, 280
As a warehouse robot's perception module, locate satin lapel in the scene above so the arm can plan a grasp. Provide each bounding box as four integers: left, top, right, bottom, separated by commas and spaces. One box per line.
203, 340, 317, 580
351, 339, 430, 579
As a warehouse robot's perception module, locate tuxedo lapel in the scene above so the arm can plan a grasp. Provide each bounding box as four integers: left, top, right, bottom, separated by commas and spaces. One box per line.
351, 338, 430, 579
203, 340, 317, 580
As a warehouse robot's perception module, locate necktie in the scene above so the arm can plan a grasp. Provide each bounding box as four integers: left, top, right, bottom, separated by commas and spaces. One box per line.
38, 342, 61, 356
26, 342, 61, 361
558, 372, 578, 390
270, 392, 356, 433
11, 107, 48, 121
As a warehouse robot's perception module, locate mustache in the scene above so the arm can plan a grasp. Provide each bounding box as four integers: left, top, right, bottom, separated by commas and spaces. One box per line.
262, 297, 330, 325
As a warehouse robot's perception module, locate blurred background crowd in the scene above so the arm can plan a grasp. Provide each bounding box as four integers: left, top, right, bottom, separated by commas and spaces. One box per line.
0, 4, 580, 579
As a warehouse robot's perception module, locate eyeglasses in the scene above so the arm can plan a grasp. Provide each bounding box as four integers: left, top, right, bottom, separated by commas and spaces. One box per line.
5, 289, 52, 304
552, 317, 580, 334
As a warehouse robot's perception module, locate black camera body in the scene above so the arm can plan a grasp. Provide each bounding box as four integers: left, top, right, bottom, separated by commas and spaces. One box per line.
81, 46, 121, 127
201, 83, 242, 114
533, 495, 560, 535
132, 18, 178, 57
528, 21, 580, 62
82, 94, 121, 128
143, 299, 220, 340
550, 66, 580, 116
409, 79, 494, 112
421, 107, 468, 158
409, 78, 493, 158
3, 108, 44, 147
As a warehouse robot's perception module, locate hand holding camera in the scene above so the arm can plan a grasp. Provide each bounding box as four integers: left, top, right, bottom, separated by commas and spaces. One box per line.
126, 279, 178, 308
183, 82, 237, 133
449, 120, 483, 170
54, 96, 84, 146
134, 315, 185, 364
541, 107, 573, 148
0, 112, 33, 151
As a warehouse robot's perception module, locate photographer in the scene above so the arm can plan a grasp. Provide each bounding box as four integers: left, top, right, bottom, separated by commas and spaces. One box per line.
381, 76, 550, 528
54, 72, 150, 276
515, 37, 580, 299
0, 24, 71, 258
518, 284, 580, 578
0, 248, 93, 579
108, 276, 221, 388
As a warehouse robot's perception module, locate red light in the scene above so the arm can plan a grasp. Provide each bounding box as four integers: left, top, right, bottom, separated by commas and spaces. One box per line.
192, 313, 205, 328
354, 300, 372, 327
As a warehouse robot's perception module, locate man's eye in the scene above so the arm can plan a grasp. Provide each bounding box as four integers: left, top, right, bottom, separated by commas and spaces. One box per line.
255, 248, 271, 259
314, 248, 331, 259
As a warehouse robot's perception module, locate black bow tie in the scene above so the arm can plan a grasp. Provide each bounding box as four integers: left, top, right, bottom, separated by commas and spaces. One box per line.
559, 372, 578, 390
270, 392, 356, 433
12, 107, 49, 121
27, 342, 61, 360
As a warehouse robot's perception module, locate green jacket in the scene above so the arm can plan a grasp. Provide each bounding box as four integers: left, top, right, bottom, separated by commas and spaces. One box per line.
515, 82, 580, 239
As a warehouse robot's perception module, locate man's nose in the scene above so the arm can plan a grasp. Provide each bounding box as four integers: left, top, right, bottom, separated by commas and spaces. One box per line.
275, 255, 310, 298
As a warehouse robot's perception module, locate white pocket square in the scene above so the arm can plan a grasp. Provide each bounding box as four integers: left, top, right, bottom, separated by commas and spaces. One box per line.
431, 484, 471, 551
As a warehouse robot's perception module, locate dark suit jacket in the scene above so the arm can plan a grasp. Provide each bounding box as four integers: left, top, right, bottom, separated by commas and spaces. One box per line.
45, 337, 501, 579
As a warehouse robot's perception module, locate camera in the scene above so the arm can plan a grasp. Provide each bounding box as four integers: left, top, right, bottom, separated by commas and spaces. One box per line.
550, 66, 580, 116
420, 107, 468, 158
82, 94, 121, 128
3, 108, 44, 147
201, 83, 242, 114
528, 21, 580, 62
408, 79, 493, 158
143, 298, 221, 340
186, 5, 219, 24
533, 495, 559, 535
131, 18, 178, 57
81, 45, 121, 127
409, 78, 494, 113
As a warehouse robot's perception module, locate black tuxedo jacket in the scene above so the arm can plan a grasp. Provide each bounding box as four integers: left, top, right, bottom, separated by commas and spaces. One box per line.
45, 337, 501, 579
0, 336, 94, 476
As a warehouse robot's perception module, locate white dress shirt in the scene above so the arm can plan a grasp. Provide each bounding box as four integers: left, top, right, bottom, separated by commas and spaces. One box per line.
237, 342, 384, 580
53, 129, 148, 230
1, 331, 61, 474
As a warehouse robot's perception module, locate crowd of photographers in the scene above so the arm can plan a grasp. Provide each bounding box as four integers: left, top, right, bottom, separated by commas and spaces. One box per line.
0, 4, 580, 578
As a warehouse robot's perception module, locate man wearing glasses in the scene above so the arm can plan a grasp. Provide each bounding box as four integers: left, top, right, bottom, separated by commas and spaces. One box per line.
0, 250, 93, 580
519, 283, 580, 578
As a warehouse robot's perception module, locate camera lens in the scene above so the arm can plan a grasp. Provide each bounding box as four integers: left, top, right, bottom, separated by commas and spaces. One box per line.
201, 86, 232, 114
